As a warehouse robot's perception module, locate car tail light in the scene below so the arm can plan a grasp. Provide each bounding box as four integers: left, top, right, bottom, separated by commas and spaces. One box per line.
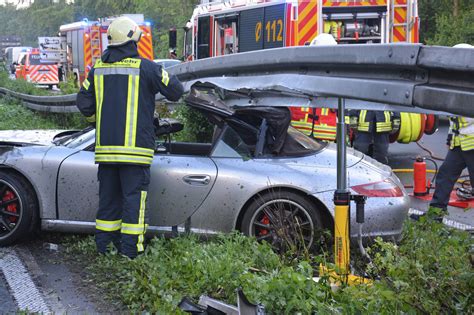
351, 178, 403, 197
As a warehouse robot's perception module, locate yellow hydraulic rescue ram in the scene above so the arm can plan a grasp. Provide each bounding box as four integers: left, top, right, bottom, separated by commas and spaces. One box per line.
334, 97, 350, 277
324, 98, 371, 286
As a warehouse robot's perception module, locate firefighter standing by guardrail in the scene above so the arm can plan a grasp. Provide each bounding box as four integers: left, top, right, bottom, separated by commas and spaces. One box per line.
429, 43, 474, 216
76, 16, 184, 258
348, 110, 400, 164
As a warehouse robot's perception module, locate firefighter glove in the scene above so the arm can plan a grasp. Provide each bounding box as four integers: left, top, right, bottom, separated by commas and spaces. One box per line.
349, 116, 359, 130
391, 118, 401, 135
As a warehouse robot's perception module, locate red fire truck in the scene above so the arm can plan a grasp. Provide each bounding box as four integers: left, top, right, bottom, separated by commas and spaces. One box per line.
59, 14, 154, 84
15, 48, 59, 88
183, 0, 419, 60
182, 0, 435, 143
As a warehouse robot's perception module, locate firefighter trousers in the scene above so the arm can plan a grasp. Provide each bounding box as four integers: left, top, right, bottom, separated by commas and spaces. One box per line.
96, 164, 150, 258
354, 131, 390, 164
430, 147, 474, 210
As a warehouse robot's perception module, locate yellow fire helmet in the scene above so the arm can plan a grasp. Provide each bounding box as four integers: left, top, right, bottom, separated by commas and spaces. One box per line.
310, 33, 337, 46
107, 16, 143, 47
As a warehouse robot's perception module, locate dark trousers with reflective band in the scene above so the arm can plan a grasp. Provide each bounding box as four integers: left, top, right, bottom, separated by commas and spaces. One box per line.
430, 147, 474, 210
96, 164, 150, 258
354, 131, 390, 164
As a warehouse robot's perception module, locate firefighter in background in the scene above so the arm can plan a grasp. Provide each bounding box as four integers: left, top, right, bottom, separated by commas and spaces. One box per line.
429, 43, 474, 216
290, 33, 338, 142
76, 17, 184, 258
349, 110, 400, 164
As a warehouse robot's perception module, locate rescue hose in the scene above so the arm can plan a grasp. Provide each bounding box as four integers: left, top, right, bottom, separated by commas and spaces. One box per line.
415, 141, 445, 161
392, 169, 436, 174
392, 169, 468, 186
358, 224, 372, 263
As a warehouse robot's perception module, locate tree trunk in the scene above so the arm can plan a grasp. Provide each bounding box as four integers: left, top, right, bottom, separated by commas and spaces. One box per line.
453, 0, 459, 17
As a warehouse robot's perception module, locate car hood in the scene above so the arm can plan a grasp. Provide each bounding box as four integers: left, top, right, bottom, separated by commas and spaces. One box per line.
0, 130, 65, 146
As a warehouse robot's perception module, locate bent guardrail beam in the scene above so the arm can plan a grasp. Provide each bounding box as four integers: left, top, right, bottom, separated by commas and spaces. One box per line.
168, 44, 474, 117
0, 87, 79, 113
1, 44, 473, 116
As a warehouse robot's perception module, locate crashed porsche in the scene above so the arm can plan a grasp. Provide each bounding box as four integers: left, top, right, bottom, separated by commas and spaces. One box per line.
0, 89, 409, 250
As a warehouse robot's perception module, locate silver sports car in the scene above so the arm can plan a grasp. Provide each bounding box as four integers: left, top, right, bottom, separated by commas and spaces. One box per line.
0, 90, 409, 250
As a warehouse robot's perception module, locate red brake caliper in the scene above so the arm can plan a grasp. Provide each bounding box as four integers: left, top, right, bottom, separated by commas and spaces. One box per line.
3, 190, 18, 223
258, 214, 270, 236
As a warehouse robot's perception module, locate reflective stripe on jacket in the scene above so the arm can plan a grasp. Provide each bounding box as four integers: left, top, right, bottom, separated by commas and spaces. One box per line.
290, 107, 337, 141
356, 110, 393, 133
450, 117, 474, 151
76, 43, 184, 166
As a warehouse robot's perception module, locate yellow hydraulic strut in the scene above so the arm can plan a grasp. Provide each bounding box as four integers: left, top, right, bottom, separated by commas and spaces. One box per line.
321, 98, 371, 286
334, 97, 350, 277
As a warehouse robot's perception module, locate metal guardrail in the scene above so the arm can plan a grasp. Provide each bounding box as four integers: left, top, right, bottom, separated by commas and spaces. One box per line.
0, 87, 78, 113
0, 86, 177, 113
168, 44, 474, 117
1, 44, 473, 116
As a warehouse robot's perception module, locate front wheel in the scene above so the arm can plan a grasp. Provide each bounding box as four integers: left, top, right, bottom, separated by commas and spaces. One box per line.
0, 172, 37, 246
240, 191, 324, 253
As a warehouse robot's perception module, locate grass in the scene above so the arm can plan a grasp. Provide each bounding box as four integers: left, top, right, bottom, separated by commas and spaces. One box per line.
0, 67, 85, 130
0, 96, 87, 130
0, 70, 50, 96
65, 218, 473, 314
1, 68, 79, 95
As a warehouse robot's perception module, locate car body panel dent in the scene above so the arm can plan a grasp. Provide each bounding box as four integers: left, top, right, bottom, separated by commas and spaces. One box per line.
1, 145, 78, 219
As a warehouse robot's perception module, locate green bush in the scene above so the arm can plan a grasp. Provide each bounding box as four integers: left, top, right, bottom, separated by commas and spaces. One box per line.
67, 219, 473, 314
172, 104, 214, 143
58, 74, 80, 95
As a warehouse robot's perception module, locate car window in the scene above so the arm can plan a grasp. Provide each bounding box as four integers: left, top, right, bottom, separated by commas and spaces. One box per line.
29, 54, 43, 65
19, 54, 26, 65
278, 127, 327, 156
211, 126, 252, 159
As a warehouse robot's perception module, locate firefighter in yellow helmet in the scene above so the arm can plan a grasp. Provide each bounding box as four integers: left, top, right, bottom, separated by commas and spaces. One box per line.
290, 33, 338, 142
428, 43, 474, 218
76, 16, 184, 258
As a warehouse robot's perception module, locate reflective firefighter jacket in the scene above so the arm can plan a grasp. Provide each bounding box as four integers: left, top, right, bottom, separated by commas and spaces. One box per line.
450, 116, 474, 151
290, 107, 337, 141
350, 110, 399, 133
77, 42, 184, 165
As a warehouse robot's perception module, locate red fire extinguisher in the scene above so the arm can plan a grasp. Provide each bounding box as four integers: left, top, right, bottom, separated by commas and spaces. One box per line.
413, 157, 428, 196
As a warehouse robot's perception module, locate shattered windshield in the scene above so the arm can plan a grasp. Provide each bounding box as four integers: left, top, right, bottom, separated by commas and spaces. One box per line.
53, 127, 95, 148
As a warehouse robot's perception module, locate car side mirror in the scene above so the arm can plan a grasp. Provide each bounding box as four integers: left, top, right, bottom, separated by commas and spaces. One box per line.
154, 118, 184, 136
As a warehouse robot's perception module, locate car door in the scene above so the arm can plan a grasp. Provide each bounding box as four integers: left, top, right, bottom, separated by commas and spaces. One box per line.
56, 147, 217, 227
148, 154, 217, 226
56, 149, 98, 222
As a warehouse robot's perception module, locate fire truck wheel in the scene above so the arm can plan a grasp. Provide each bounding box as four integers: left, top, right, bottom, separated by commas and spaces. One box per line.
240, 190, 324, 253
0, 171, 38, 246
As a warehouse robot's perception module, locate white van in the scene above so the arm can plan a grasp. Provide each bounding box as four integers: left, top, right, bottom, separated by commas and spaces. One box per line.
5, 46, 32, 74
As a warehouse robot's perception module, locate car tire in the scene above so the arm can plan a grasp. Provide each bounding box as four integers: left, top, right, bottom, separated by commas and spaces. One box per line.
0, 171, 38, 246
240, 190, 323, 253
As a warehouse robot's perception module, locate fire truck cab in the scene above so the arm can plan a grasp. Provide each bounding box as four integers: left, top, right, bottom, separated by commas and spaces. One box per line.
184, 0, 419, 60
59, 14, 154, 85
183, 0, 434, 144
15, 49, 59, 88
